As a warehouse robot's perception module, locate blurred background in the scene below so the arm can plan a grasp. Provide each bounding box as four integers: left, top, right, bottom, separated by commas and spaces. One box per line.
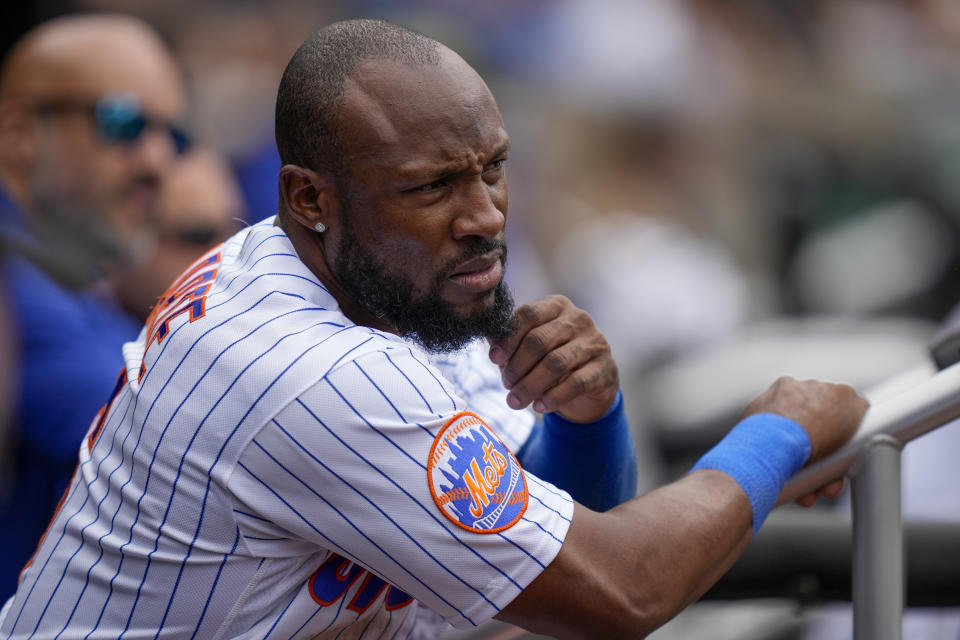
4, 1, 960, 638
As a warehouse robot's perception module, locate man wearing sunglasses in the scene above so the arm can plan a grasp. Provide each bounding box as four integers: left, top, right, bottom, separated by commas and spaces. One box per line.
110, 148, 244, 322
0, 13, 188, 600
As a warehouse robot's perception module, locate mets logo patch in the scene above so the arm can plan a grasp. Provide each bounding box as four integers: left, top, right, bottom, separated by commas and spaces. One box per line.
427, 412, 528, 534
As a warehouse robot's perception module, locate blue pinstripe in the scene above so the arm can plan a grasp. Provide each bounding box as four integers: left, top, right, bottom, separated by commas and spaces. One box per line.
82, 394, 152, 640
214, 232, 284, 278
261, 586, 300, 640
521, 517, 564, 545
130, 267, 332, 407
525, 490, 572, 524
280, 598, 321, 640
123, 326, 366, 639
287, 401, 523, 592
13, 390, 132, 628
306, 576, 351, 639
402, 348, 458, 412
344, 357, 547, 574
210, 252, 299, 299
206, 271, 326, 308
2, 224, 575, 639
232, 509, 274, 524
135, 289, 312, 431
523, 472, 569, 502
373, 610, 395, 640
364, 609, 391, 640
352, 361, 410, 423
249, 434, 484, 615
381, 351, 437, 416
524, 473, 570, 522
352, 361, 436, 438
332, 610, 363, 640
387, 620, 405, 640
87, 291, 312, 634
494, 533, 544, 570
188, 527, 241, 640
16, 464, 91, 639
50, 393, 140, 640
106, 303, 334, 636
243, 536, 287, 542
12, 389, 136, 637
237, 458, 476, 627
324, 380, 427, 472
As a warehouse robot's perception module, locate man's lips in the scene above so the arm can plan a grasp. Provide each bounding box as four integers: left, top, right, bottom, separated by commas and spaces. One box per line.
126, 179, 159, 215
448, 253, 503, 293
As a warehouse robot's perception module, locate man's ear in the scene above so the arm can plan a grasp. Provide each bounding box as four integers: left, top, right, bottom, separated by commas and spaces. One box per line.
0, 100, 38, 170
278, 164, 339, 231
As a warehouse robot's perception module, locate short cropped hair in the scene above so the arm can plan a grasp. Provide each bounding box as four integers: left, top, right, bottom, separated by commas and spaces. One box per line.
275, 19, 441, 174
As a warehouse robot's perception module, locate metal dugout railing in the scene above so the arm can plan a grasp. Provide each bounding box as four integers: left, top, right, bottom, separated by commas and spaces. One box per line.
716, 359, 960, 639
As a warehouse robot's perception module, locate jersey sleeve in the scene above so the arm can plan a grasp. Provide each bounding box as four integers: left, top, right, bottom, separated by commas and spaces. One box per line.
227, 345, 574, 629
426, 339, 535, 454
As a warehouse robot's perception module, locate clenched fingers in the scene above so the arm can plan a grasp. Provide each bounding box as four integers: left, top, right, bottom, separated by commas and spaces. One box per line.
796, 477, 846, 508
489, 295, 619, 422
743, 377, 868, 463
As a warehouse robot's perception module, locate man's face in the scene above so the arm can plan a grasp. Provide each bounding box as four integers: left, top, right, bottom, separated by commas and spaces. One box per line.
325, 53, 514, 351
332, 192, 514, 352
111, 150, 243, 321
26, 33, 186, 257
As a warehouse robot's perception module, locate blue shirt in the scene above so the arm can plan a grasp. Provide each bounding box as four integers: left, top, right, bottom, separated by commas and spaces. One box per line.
0, 185, 141, 600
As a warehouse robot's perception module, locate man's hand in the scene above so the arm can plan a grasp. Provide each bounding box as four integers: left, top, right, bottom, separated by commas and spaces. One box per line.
488, 295, 618, 423
742, 376, 869, 507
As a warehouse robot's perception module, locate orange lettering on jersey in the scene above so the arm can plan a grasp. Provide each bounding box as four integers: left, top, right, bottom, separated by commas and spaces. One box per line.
20, 464, 80, 579
463, 441, 509, 518
88, 368, 127, 450
144, 251, 220, 348
140, 250, 222, 381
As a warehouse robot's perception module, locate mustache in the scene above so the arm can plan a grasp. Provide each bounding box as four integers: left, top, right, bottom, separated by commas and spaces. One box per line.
442, 237, 507, 277
122, 174, 161, 197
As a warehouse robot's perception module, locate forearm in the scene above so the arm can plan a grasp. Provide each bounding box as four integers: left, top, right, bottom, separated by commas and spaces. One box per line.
517, 391, 637, 511
600, 470, 753, 624
502, 413, 814, 638
499, 469, 752, 639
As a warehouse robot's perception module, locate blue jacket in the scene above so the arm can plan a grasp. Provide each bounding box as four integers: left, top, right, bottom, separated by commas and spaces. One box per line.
0, 186, 141, 600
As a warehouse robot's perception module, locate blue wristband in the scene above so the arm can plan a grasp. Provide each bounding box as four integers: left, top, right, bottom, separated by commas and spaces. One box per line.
517, 391, 637, 511
690, 413, 811, 533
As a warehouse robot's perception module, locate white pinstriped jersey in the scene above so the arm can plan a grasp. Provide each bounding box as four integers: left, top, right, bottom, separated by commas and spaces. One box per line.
0, 218, 574, 640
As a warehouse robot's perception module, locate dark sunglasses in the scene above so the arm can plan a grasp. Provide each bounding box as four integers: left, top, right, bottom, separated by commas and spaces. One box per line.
159, 222, 238, 246
33, 93, 191, 155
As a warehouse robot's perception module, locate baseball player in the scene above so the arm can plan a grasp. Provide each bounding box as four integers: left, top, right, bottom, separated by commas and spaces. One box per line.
0, 19, 865, 639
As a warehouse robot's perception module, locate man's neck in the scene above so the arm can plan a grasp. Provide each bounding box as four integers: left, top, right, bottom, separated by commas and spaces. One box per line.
276, 211, 396, 334
0, 165, 31, 217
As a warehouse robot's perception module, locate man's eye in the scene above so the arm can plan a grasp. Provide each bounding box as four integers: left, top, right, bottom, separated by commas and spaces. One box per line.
485, 159, 506, 173
411, 179, 447, 193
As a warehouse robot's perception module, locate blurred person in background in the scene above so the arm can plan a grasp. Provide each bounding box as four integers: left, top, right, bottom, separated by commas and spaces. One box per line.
0, 282, 16, 501
0, 13, 187, 600
109, 148, 245, 322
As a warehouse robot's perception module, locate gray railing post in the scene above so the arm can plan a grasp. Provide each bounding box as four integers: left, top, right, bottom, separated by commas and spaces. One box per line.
850, 434, 904, 640
777, 360, 960, 634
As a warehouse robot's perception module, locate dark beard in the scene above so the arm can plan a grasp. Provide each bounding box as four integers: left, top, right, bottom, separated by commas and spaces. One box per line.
332, 219, 515, 353
11, 194, 125, 290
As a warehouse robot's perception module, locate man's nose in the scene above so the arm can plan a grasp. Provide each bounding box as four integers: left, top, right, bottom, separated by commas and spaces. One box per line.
129, 126, 178, 176
451, 176, 506, 240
